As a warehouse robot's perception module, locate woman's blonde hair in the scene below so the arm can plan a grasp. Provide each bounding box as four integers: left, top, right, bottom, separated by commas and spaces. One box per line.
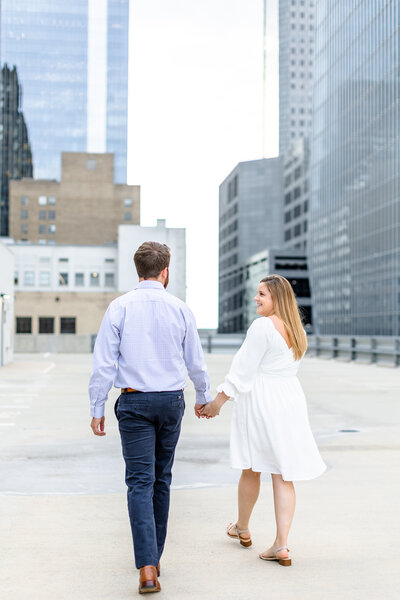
260, 274, 307, 360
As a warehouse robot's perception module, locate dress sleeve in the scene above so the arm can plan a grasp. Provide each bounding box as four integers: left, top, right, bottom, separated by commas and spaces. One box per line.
217, 318, 271, 398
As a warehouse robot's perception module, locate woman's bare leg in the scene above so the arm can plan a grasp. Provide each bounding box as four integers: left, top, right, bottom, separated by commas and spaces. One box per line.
260, 474, 296, 558
228, 468, 261, 539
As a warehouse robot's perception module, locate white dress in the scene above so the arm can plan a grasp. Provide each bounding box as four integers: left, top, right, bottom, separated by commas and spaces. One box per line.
217, 317, 326, 481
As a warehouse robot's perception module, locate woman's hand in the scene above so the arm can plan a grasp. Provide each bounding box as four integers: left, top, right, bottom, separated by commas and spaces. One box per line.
199, 392, 229, 418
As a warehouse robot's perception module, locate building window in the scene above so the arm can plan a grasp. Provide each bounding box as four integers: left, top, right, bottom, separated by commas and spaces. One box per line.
16, 317, 32, 334
105, 273, 115, 286
105, 258, 115, 263
294, 224, 301, 237
39, 210, 46, 220
38, 196, 47, 205
58, 272, 68, 286
86, 159, 96, 170
39, 257, 50, 263
39, 225, 46, 234
21, 196, 29, 206
90, 272, 100, 287
294, 186, 301, 199
284, 192, 292, 205
124, 212, 132, 221
39, 317, 54, 334
23, 271, 35, 286
58, 258, 68, 263
48, 196, 56, 205
21, 210, 28, 219
303, 199, 309, 212
303, 220, 308, 233
60, 317, 76, 334
48, 210, 56, 220
75, 273, 84, 286
285, 230, 292, 241
124, 198, 132, 206
48, 224, 56, 234
21, 224, 28, 234
39, 271, 51, 286
285, 211, 292, 223
294, 205, 301, 218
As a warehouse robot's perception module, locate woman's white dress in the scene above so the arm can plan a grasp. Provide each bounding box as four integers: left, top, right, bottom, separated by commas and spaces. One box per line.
217, 316, 326, 481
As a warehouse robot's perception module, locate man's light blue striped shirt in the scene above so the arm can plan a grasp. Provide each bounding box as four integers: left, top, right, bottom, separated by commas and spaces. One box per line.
89, 280, 212, 417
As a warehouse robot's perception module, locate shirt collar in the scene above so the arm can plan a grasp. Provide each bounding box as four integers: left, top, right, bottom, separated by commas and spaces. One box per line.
135, 280, 165, 291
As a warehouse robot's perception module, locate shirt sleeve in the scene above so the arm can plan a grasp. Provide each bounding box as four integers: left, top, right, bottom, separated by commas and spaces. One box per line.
217, 318, 270, 398
182, 307, 212, 405
88, 302, 122, 417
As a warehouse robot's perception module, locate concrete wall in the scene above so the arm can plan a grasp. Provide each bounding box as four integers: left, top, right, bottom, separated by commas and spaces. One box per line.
0, 241, 15, 365
15, 291, 120, 335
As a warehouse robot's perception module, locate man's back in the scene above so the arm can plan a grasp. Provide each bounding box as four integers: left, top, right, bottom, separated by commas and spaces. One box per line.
89, 280, 210, 418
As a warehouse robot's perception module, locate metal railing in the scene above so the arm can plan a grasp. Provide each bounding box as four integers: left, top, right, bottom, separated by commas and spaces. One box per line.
199, 331, 400, 366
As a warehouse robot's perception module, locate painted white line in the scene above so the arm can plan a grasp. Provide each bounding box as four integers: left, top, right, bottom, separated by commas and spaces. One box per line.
0, 412, 21, 419
42, 363, 56, 374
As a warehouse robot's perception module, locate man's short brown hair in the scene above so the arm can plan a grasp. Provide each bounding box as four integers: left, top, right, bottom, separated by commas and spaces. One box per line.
134, 241, 171, 279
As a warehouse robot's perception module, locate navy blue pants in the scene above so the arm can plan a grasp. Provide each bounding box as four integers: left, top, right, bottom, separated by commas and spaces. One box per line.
115, 391, 185, 569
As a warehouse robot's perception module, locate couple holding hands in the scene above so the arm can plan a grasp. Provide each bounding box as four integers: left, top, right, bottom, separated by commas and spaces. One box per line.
89, 241, 326, 595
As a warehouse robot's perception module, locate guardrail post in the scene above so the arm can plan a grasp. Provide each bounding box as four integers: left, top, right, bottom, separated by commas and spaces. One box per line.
395, 339, 400, 367
371, 338, 377, 363
351, 338, 356, 361
333, 337, 338, 358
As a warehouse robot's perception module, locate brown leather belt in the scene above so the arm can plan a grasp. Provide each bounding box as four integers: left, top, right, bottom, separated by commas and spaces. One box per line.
122, 388, 142, 393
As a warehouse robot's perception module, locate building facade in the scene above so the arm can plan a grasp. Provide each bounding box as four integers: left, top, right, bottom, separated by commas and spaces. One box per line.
7, 219, 186, 347
0, 240, 14, 365
1, 0, 129, 184
283, 137, 310, 253
9, 152, 140, 245
279, 0, 316, 155
309, 1, 400, 336
219, 158, 283, 332
0, 64, 33, 236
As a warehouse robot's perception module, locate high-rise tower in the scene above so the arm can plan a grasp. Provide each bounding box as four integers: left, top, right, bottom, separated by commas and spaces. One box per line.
1, 0, 129, 184
279, 0, 315, 155
0, 64, 33, 236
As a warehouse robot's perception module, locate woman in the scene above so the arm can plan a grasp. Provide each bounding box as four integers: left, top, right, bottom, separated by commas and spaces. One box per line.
200, 275, 326, 566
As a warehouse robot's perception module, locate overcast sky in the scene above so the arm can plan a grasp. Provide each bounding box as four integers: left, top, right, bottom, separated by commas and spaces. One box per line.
127, 0, 279, 328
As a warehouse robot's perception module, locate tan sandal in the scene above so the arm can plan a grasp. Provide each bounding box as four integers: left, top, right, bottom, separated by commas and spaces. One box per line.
259, 546, 291, 566
226, 522, 252, 547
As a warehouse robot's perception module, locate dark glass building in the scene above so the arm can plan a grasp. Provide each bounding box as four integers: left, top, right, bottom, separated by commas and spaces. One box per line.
310, 1, 400, 336
1, 0, 129, 184
0, 64, 33, 236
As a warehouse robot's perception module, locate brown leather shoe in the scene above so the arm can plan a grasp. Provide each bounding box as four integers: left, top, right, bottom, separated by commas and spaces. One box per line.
157, 563, 160, 577
138, 566, 161, 594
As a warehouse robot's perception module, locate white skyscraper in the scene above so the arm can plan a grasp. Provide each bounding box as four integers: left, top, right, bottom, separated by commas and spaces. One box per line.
279, 0, 315, 155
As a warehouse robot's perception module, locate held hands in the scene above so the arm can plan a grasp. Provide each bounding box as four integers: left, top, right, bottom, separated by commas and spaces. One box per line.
198, 392, 229, 419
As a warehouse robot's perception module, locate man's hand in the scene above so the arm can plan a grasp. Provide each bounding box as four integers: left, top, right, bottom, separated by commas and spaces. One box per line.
199, 392, 229, 419
194, 403, 206, 419
91, 416, 106, 436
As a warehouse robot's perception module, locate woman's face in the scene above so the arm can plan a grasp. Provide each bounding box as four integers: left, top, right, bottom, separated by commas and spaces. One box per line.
254, 283, 274, 317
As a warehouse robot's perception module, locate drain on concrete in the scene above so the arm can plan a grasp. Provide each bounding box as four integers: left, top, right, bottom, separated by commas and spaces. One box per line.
339, 429, 360, 433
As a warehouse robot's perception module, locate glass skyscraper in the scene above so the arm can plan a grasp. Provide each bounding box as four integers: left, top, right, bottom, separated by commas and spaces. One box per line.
1, 0, 129, 184
310, 1, 400, 336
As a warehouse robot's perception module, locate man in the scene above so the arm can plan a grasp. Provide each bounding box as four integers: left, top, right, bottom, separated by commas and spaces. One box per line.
89, 241, 211, 594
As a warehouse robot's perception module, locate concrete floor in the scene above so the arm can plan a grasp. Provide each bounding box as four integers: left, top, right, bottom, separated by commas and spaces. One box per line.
0, 353, 399, 599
